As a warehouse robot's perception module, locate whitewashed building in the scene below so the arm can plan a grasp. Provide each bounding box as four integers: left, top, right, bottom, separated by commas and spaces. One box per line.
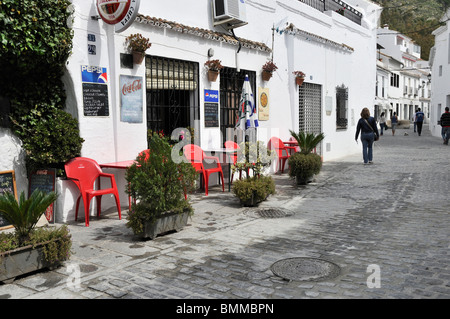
430, 8, 450, 138
376, 25, 431, 124
1, 0, 382, 223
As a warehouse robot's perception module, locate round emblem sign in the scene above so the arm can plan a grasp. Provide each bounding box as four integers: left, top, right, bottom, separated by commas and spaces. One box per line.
96, 0, 140, 33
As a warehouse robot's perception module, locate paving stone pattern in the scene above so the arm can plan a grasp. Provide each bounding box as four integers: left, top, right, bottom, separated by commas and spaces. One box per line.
1, 125, 449, 299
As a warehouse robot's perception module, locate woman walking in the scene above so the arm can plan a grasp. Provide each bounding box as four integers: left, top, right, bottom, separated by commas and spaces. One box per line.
355, 107, 379, 165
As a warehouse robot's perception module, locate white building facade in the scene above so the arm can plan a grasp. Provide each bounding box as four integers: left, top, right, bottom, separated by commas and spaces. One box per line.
377, 26, 431, 124
430, 8, 450, 138
1, 0, 382, 223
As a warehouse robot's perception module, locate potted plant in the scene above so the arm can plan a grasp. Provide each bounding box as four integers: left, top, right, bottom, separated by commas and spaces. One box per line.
262, 60, 278, 81
126, 33, 152, 64
232, 176, 275, 207
0, 190, 72, 283
204, 59, 224, 82
231, 141, 276, 206
125, 133, 197, 239
293, 71, 306, 86
288, 130, 325, 185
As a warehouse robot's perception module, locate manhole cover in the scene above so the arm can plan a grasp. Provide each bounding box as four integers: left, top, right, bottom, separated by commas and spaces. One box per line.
271, 257, 340, 282
245, 207, 293, 219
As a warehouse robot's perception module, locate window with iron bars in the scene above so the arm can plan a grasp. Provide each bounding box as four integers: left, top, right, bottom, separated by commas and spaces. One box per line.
299, 82, 323, 155
336, 84, 348, 129
145, 55, 200, 141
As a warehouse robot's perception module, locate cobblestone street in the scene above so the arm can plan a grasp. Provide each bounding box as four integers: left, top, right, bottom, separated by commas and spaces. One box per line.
1, 125, 449, 300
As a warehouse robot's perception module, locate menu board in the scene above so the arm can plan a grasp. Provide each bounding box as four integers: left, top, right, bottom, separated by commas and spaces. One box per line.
0, 170, 17, 229
28, 169, 56, 223
82, 83, 109, 116
205, 103, 219, 128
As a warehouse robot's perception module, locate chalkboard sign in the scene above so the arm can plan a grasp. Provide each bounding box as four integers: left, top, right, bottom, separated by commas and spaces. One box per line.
28, 169, 56, 223
82, 83, 109, 116
205, 103, 219, 127
0, 170, 17, 230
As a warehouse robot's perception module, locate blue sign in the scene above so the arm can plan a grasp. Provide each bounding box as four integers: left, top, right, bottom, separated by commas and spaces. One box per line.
204, 89, 219, 103
81, 65, 108, 84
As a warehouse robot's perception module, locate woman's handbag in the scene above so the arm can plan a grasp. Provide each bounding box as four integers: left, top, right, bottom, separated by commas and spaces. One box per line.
364, 119, 379, 141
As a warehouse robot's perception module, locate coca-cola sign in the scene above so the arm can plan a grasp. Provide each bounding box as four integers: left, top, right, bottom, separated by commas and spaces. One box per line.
122, 79, 142, 95
96, 0, 140, 33
120, 75, 143, 123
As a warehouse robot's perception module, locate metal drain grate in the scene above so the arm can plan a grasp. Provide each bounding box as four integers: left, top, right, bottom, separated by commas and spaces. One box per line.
244, 207, 293, 219
271, 257, 340, 282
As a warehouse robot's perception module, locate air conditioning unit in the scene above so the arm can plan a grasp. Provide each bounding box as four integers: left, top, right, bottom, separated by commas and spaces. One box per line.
213, 0, 247, 29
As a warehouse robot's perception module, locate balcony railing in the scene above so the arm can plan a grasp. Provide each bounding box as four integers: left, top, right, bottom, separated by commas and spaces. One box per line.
298, 0, 363, 26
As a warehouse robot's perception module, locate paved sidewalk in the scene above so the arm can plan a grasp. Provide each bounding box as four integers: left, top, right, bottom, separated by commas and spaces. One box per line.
1, 125, 449, 299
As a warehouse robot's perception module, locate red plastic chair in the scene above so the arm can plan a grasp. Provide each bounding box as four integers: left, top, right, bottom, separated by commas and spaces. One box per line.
65, 157, 121, 227
267, 137, 292, 173
183, 144, 224, 196
224, 140, 249, 183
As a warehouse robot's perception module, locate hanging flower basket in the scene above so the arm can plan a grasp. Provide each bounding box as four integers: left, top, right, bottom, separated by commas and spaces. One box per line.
293, 71, 306, 86
295, 77, 304, 86
262, 70, 273, 81
126, 33, 151, 65
262, 60, 277, 81
205, 59, 223, 82
132, 51, 145, 64
208, 69, 219, 82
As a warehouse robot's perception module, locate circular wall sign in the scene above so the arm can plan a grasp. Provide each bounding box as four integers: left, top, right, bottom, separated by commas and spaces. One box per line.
96, 0, 140, 33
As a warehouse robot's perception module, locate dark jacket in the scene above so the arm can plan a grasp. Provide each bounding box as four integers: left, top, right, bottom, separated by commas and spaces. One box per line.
441, 111, 450, 127
355, 116, 379, 140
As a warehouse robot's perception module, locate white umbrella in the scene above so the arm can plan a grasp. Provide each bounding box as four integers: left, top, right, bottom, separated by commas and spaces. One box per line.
236, 74, 258, 130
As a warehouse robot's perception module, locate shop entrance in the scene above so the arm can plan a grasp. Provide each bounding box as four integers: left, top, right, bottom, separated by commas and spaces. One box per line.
219, 68, 256, 145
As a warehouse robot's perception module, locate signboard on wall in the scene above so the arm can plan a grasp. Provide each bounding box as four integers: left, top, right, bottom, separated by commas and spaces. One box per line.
204, 90, 219, 127
28, 169, 56, 223
81, 65, 109, 117
120, 75, 143, 123
96, 0, 141, 33
258, 87, 269, 121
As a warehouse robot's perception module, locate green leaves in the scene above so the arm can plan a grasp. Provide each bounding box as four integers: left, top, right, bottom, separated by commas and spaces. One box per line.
125, 134, 197, 235
0, 189, 58, 244
289, 130, 325, 155
0, 0, 80, 172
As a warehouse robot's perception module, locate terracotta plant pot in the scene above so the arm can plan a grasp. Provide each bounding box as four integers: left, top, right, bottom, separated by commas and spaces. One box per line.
132, 51, 145, 64
262, 70, 272, 81
295, 77, 305, 86
208, 70, 219, 82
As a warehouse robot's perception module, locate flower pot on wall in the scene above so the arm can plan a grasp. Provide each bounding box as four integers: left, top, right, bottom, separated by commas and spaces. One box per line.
296, 77, 305, 86
208, 70, 219, 82
132, 51, 145, 64
262, 71, 272, 81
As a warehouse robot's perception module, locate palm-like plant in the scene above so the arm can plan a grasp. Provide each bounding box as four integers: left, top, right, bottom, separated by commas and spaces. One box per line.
289, 130, 325, 154
0, 190, 58, 244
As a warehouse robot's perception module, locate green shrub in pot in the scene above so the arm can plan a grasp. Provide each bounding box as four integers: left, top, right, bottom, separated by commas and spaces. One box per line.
125, 133, 197, 237
288, 130, 324, 185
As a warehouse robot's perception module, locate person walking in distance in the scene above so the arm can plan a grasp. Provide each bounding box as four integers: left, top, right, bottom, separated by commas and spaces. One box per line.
391, 112, 398, 136
441, 107, 450, 145
355, 107, 379, 165
415, 108, 425, 136
379, 112, 387, 136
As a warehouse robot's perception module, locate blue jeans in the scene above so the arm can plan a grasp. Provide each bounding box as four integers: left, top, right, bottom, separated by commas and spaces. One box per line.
444, 127, 450, 144
361, 132, 375, 163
